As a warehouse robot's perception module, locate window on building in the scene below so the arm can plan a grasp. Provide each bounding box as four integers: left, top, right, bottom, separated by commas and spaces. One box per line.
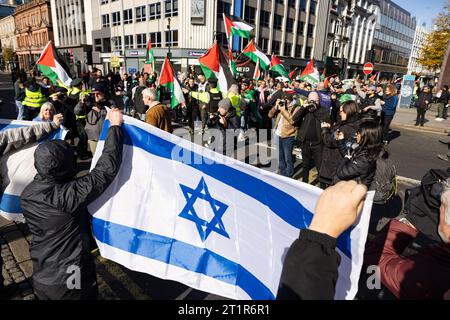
124, 35, 134, 49
288, 0, 296, 7
310, 1, 317, 15
274, 14, 283, 30
259, 37, 269, 52
216, 32, 229, 48
112, 11, 121, 26
95, 38, 102, 51
101, 14, 110, 28
123, 9, 132, 24
149, 3, 161, 20
136, 6, 146, 22
305, 46, 312, 58
112, 36, 122, 52
217, 0, 231, 18
100, 0, 108, 5
102, 37, 111, 52
286, 18, 294, 33
165, 30, 178, 47
244, 6, 256, 24
295, 44, 302, 57
284, 43, 292, 57
165, 0, 178, 17
307, 24, 314, 37
260, 10, 270, 27
136, 33, 147, 48
150, 32, 162, 47
272, 41, 281, 55
300, 0, 307, 11
298, 21, 305, 35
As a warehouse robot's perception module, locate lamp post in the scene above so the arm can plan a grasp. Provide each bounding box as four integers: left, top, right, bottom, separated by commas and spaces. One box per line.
26, 25, 32, 71
167, 17, 171, 60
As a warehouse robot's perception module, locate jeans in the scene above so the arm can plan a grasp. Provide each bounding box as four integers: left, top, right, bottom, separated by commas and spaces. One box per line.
15, 100, 24, 120
278, 136, 295, 177
301, 141, 323, 183
416, 107, 426, 125
122, 96, 131, 114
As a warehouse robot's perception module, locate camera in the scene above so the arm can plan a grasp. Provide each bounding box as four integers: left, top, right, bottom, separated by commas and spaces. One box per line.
278, 100, 285, 108
305, 100, 318, 112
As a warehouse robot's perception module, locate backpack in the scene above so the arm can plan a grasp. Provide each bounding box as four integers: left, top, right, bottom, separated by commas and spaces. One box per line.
369, 154, 397, 204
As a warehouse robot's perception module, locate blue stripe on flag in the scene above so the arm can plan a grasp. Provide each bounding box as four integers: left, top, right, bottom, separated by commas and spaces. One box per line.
99, 122, 353, 258
0, 193, 22, 213
0, 124, 28, 131
92, 216, 275, 300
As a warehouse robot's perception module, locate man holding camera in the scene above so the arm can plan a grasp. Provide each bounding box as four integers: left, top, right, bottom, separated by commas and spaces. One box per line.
269, 93, 302, 177
206, 98, 239, 154
293, 92, 331, 184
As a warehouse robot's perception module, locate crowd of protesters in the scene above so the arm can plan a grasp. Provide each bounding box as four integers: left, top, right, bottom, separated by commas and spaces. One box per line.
2, 66, 449, 301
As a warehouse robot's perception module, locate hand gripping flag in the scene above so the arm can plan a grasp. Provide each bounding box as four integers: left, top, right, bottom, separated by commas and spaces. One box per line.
0, 119, 68, 222
88, 115, 374, 300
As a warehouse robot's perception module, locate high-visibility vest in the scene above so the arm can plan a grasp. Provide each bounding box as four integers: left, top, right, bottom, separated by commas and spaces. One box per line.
22, 88, 47, 109
228, 92, 241, 116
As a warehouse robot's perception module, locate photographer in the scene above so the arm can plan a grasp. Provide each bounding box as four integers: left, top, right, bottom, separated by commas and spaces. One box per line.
206, 98, 239, 154
293, 92, 331, 184
269, 93, 302, 177
364, 174, 450, 299
335, 121, 383, 187
84, 84, 111, 155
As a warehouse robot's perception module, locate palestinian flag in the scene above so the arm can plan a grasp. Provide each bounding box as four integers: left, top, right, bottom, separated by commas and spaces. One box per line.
145, 38, 155, 69
228, 47, 237, 77
253, 58, 261, 81
199, 42, 235, 95
36, 41, 72, 86
269, 55, 290, 79
369, 72, 378, 82
159, 57, 185, 109
299, 59, 320, 85
289, 68, 298, 80
242, 39, 270, 70
223, 13, 254, 39
320, 69, 326, 82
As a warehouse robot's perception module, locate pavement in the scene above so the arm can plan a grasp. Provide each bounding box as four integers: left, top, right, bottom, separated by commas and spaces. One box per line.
392, 105, 450, 134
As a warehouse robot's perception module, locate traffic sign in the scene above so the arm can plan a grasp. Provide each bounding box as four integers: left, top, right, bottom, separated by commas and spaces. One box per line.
363, 62, 374, 75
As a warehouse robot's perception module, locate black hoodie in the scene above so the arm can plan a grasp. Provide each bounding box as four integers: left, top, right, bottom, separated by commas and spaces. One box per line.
20, 126, 123, 300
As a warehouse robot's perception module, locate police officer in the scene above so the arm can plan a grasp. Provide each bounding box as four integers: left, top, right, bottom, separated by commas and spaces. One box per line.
23, 79, 47, 120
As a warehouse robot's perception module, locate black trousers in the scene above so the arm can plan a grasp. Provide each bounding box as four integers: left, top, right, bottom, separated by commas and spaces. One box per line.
301, 141, 323, 183
416, 108, 426, 125
23, 106, 40, 121
382, 115, 394, 141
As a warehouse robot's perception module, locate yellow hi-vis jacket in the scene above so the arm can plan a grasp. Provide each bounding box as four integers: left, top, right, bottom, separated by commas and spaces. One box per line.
228, 92, 242, 116
22, 88, 47, 109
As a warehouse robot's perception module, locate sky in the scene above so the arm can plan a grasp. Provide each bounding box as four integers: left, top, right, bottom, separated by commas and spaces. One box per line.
393, 0, 447, 30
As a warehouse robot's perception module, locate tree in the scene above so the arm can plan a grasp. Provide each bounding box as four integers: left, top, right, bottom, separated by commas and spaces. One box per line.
417, 3, 450, 72
1, 47, 14, 64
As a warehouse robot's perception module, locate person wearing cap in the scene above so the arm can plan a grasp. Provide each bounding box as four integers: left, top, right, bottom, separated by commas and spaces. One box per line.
183, 75, 214, 135
68, 78, 83, 103
206, 98, 239, 154
22, 79, 48, 121
269, 92, 302, 177
85, 84, 111, 154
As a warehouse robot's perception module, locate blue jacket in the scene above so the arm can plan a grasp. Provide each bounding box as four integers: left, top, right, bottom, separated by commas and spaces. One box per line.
383, 95, 398, 117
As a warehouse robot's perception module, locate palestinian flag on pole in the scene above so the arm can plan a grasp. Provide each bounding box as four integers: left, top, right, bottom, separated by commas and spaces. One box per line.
199, 42, 235, 95
269, 55, 290, 79
145, 38, 155, 70
223, 13, 254, 39
159, 57, 185, 109
36, 41, 72, 86
369, 72, 378, 82
299, 59, 320, 85
228, 47, 237, 77
320, 69, 326, 82
242, 39, 270, 70
253, 58, 261, 81
289, 68, 298, 80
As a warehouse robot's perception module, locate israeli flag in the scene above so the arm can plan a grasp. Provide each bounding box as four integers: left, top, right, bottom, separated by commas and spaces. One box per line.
0, 119, 68, 222
89, 115, 374, 300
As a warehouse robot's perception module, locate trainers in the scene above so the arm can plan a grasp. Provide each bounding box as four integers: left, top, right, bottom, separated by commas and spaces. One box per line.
197, 130, 204, 136
295, 152, 302, 160
438, 154, 449, 161
435, 118, 444, 121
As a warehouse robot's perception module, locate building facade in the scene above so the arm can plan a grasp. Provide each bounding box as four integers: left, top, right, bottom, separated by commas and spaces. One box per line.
49, 0, 92, 77
372, 0, 416, 78
0, 15, 16, 71
407, 23, 432, 76
13, 0, 54, 71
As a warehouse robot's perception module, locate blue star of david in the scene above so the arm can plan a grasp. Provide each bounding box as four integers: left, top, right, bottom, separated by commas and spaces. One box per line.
178, 177, 230, 242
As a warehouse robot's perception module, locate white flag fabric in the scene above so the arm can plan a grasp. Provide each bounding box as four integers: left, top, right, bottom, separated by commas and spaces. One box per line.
0, 119, 67, 222
88, 115, 374, 300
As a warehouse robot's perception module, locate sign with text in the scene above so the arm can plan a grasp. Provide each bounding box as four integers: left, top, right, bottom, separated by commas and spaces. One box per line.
399, 74, 416, 108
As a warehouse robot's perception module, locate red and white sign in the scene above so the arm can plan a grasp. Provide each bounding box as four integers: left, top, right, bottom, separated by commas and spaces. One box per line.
363, 62, 374, 75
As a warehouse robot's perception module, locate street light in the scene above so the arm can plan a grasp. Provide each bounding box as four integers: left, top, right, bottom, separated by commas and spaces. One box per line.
167, 17, 171, 60
25, 25, 32, 71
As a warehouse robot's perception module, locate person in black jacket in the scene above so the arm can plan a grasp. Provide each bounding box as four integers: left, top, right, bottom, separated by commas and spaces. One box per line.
335, 121, 383, 187
277, 180, 368, 300
260, 82, 284, 131
293, 92, 331, 184
20, 108, 124, 300
319, 101, 360, 188
415, 86, 433, 126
